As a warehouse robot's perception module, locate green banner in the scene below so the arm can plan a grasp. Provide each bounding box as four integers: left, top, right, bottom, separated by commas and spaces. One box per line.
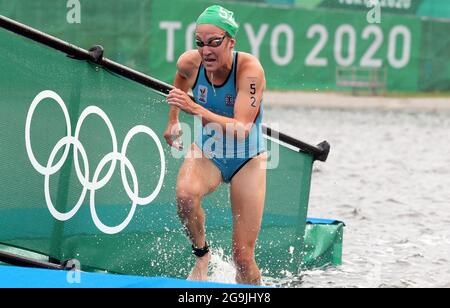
230, 0, 450, 19
1, 0, 448, 92
0, 24, 319, 277
316, 0, 423, 15
150, 0, 422, 91
0, 0, 153, 71
312, 0, 450, 20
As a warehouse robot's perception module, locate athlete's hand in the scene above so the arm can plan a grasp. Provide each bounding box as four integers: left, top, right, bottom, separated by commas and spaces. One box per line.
167, 88, 197, 115
163, 120, 183, 150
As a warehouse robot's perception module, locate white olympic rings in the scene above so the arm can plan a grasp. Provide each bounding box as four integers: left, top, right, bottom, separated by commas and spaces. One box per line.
25, 90, 166, 234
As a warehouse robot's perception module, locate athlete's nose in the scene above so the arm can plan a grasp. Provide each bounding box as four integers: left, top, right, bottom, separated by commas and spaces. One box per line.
202, 46, 213, 56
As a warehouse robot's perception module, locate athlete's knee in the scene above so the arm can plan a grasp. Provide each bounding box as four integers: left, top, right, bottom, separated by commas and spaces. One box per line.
176, 182, 202, 211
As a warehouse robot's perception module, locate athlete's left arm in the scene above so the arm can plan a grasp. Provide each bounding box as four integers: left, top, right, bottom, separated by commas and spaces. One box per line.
167, 61, 265, 140
232, 61, 265, 139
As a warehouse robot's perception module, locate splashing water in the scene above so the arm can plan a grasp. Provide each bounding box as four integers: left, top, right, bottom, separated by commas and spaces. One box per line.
208, 247, 236, 284
206, 247, 299, 287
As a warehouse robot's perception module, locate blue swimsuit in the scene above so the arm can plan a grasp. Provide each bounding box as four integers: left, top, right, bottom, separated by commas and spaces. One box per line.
193, 52, 266, 183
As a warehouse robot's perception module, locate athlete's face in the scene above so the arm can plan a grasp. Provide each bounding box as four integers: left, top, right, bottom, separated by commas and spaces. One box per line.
195, 24, 235, 72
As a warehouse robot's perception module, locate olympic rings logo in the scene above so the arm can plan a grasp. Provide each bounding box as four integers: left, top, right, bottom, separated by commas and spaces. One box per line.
25, 90, 166, 234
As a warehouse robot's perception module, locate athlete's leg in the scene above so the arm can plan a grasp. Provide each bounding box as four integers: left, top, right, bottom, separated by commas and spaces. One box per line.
230, 153, 267, 285
176, 143, 222, 280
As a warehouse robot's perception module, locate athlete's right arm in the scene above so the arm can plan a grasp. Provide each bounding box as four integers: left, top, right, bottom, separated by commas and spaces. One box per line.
164, 51, 197, 149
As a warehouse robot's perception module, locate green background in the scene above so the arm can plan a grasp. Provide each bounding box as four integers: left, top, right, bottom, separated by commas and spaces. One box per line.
1, 0, 449, 92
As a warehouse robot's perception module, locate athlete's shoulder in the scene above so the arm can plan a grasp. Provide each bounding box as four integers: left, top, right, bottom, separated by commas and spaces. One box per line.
236, 51, 265, 88
176, 50, 202, 79
237, 52, 265, 76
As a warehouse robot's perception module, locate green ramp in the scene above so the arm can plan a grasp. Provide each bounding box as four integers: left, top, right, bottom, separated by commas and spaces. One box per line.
0, 15, 334, 278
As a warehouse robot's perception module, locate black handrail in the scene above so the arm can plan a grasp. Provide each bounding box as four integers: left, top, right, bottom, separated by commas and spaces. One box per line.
0, 250, 74, 271
0, 15, 330, 162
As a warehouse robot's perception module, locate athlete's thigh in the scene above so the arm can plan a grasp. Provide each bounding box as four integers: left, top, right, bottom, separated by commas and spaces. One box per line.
230, 153, 267, 245
177, 143, 222, 197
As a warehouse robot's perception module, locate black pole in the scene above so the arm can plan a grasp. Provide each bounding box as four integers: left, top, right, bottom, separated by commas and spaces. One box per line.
0, 250, 68, 270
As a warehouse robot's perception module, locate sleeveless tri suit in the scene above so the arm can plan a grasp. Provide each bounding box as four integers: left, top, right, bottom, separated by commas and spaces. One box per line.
192, 52, 266, 183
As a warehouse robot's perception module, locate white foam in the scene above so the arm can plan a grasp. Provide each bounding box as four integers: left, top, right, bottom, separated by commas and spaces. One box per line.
208, 247, 237, 284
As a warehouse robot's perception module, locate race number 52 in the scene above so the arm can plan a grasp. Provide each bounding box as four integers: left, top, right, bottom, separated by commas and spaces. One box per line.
219, 7, 235, 23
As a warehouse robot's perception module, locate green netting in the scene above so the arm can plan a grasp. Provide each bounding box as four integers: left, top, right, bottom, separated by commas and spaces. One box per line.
302, 222, 344, 269
418, 20, 450, 91
417, 0, 450, 20
0, 26, 315, 278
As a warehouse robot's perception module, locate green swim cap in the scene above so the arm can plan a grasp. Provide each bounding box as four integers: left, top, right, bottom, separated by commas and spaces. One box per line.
196, 5, 239, 38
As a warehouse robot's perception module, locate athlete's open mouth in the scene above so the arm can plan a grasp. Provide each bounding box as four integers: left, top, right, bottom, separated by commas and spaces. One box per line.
204, 58, 216, 63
